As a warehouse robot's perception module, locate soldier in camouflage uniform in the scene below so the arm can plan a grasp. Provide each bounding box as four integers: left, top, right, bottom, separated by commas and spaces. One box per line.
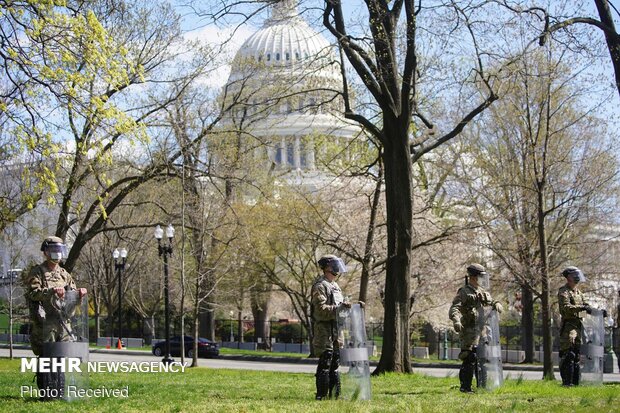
449, 264, 503, 393
23, 236, 87, 399
311, 254, 349, 400
558, 266, 591, 387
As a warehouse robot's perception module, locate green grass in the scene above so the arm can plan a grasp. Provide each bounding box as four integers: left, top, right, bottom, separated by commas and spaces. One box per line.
0, 359, 618, 412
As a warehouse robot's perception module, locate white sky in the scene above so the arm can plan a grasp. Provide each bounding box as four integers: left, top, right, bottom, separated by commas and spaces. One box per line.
183, 24, 255, 88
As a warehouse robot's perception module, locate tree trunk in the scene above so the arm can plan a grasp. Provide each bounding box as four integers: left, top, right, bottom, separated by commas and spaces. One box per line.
198, 308, 216, 340
251, 289, 271, 350
92, 294, 101, 340
105, 303, 115, 340
537, 187, 554, 379
373, 118, 414, 374
237, 310, 244, 344
143, 316, 155, 345
192, 315, 199, 367
359, 164, 383, 304
521, 286, 535, 363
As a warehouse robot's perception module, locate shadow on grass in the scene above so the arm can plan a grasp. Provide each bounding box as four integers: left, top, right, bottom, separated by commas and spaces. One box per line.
381, 388, 448, 396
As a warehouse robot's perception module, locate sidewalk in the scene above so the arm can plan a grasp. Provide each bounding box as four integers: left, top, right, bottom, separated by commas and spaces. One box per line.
1, 343, 613, 374
86, 347, 553, 372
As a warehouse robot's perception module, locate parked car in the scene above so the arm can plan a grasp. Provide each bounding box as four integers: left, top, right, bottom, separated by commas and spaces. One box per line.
152, 336, 219, 358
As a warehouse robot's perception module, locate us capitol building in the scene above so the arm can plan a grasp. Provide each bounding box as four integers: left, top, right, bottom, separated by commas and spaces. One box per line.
221, 0, 360, 189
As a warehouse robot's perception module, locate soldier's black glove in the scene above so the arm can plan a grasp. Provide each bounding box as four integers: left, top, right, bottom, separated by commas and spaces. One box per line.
583, 304, 592, 314
453, 321, 463, 333
602, 309, 608, 318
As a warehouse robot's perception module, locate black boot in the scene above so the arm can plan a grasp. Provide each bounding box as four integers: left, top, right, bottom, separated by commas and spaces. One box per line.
559, 351, 575, 387
315, 370, 330, 400
328, 350, 340, 399
328, 370, 340, 399
315, 350, 333, 400
459, 352, 476, 393
53, 371, 65, 399
36, 372, 50, 401
572, 358, 581, 386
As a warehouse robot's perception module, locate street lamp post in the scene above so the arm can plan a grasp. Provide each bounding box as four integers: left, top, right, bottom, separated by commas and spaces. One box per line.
155, 224, 175, 364
113, 248, 128, 349
369, 317, 375, 343
229, 310, 234, 342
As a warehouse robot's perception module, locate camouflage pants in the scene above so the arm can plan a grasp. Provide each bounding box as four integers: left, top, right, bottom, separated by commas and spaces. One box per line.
30, 321, 72, 356
313, 321, 343, 354
459, 325, 481, 352
559, 320, 582, 353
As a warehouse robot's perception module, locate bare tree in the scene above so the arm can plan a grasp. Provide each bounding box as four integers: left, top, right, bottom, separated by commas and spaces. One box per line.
514, 0, 620, 98
460, 48, 619, 377
320, 0, 519, 374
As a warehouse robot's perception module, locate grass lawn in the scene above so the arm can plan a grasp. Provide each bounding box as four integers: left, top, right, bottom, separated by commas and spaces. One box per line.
0, 358, 618, 412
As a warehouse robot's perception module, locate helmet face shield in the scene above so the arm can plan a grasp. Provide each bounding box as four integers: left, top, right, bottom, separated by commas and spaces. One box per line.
563, 266, 586, 283
44, 243, 68, 260
328, 258, 347, 274
570, 269, 586, 283
318, 255, 348, 275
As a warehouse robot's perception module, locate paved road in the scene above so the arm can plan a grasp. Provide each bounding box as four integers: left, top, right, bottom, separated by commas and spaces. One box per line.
2, 347, 619, 382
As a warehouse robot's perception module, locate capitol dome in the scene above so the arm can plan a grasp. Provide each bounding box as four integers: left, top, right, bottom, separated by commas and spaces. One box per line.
222, 0, 359, 175
227, 0, 340, 86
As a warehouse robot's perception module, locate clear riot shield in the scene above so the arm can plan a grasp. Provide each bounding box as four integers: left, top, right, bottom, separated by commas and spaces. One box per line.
580, 308, 604, 385
42, 290, 89, 400
337, 303, 371, 400
476, 306, 503, 390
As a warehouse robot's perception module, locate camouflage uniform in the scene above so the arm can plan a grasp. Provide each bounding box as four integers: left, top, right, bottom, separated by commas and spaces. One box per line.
558, 284, 589, 386
311, 275, 344, 400
24, 263, 77, 356
449, 284, 496, 350
449, 282, 498, 392
558, 285, 588, 353
23, 261, 78, 400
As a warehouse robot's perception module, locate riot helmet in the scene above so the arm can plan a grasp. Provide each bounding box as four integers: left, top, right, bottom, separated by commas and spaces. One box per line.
466, 263, 487, 277
41, 236, 68, 262
562, 266, 586, 283
318, 254, 347, 275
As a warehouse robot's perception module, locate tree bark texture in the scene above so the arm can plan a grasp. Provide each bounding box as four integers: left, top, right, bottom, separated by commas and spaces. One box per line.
374, 116, 414, 374
594, 0, 620, 97
521, 286, 535, 363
